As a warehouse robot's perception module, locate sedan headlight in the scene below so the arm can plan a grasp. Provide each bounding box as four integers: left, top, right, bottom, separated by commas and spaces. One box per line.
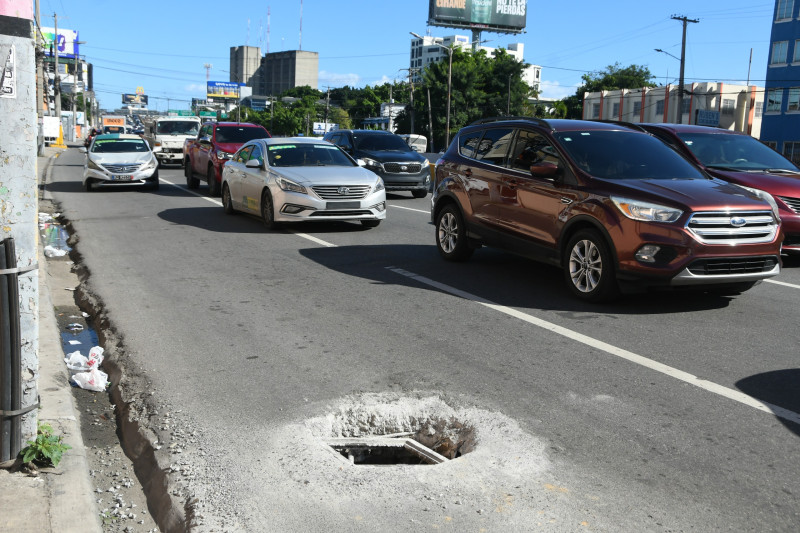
275, 176, 306, 194
611, 196, 683, 223
737, 185, 781, 220
141, 158, 157, 171
362, 157, 382, 170
374, 178, 385, 192
87, 158, 103, 170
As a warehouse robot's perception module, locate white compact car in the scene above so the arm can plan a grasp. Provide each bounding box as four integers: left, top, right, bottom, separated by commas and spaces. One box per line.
221, 137, 386, 228
82, 134, 159, 191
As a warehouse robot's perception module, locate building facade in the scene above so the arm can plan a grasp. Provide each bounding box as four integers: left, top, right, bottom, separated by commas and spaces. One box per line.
582, 82, 764, 137
409, 34, 541, 93
760, 0, 800, 162
229, 46, 262, 88
259, 50, 319, 96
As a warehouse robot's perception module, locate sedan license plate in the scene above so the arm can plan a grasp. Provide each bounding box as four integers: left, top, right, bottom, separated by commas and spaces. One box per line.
325, 201, 360, 210
113, 175, 134, 181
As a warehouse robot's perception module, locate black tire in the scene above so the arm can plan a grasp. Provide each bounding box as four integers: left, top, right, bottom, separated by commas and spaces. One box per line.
207, 164, 220, 196
185, 160, 199, 189
361, 219, 381, 228
222, 184, 235, 214
261, 190, 279, 230
84, 180, 95, 192
564, 229, 619, 302
435, 204, 473, 262
412, 190, 427, 199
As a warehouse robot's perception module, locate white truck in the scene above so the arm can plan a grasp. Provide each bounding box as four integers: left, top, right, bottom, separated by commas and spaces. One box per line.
145, 115, 202, 167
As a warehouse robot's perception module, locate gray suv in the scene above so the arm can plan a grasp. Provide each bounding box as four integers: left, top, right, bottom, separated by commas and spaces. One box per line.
323, 129, 430, 198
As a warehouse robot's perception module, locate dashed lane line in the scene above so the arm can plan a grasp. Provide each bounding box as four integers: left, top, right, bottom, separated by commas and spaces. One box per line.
386, 265, 800, 427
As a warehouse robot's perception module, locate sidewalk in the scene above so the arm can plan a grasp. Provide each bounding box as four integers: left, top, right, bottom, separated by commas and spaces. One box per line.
0, 146, 103, 533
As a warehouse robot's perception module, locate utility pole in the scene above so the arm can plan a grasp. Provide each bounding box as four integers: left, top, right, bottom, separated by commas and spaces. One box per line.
671, 14, 698, 124
427, 88, 435, 153
324, 86, 330, 134
53, 13, 60, 119
0, 0, 40, 462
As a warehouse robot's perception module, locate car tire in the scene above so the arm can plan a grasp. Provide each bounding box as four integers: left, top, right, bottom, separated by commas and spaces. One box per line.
361, 219, 381, 228
185, 160, 199, 189
564, 229, 619, 302
207, 164, 220, 196
84, 180, 95, 192
435, 204, 473, 262
412, 190, 427, 199
222, 184, 235, 215
261, 190, 279, 230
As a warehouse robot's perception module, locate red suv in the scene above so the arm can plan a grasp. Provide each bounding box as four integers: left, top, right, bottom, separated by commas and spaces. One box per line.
640, 123, 800, 254
431, 118, 782, 301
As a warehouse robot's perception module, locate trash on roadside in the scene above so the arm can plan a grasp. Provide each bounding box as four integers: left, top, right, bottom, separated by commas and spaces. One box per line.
87, 346, 104, 369
64, 350, 88, 366
71, 368, 109, 392
66, 323, 84, 332
41, 222, 72, 257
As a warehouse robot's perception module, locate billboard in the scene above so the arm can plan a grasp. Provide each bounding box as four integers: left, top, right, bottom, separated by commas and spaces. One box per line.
428, 0, 526, 33
41, 27, 81, 59
122, 93, 149, 105
207, 81, 244, 100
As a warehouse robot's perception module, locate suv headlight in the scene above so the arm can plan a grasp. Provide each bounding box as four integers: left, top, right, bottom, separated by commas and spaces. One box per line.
362, 157, 382, 170
611, 196, 683, 223
276, 176, 306, 194
737, 185, 780, 220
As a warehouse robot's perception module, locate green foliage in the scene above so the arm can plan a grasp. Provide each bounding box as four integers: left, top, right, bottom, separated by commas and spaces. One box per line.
563, 62, 655, 119
20, 422, 72, 467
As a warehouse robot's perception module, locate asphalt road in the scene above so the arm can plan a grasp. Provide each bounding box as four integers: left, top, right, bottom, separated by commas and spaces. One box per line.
48, 147, 800, 532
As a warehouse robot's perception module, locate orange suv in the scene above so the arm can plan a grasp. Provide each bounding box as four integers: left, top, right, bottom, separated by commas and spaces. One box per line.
431, 118, 783, 301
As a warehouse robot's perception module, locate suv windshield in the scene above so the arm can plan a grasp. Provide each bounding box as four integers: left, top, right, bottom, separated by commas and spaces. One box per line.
353, 133, 411, 152
555, 130, 706, 180
677, 132, 798, 172
216, 126, 268, 143
157, 121, 200, 135
267, 144, 356, 167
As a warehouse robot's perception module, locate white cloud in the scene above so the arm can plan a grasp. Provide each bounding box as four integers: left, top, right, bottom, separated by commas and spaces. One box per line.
539, 80, 575, 100
318, 70, 361, 88
184, 84, 207, 93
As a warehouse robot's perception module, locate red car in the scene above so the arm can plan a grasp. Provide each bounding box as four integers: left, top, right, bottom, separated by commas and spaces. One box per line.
641, 124, 800, 254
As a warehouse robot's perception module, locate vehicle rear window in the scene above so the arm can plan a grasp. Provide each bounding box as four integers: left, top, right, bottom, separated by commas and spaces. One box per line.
353, 134, 411, 152
157, 121, 200, 135
555, 130, 705, 180
215, 126, 269, 143
677, 132, 798, 172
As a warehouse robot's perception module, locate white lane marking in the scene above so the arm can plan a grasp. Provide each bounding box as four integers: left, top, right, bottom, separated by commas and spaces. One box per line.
161, 178, 338, 247
386, 266, 800, 426
391, 205, 429, 214
766, 279, 800, 290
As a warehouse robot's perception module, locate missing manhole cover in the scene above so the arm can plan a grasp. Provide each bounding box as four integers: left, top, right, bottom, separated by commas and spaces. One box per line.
327, 437, 448, 465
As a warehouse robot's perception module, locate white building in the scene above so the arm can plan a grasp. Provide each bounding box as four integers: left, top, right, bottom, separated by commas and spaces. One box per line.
409, 34, 541, 93
582, 82, 764, 137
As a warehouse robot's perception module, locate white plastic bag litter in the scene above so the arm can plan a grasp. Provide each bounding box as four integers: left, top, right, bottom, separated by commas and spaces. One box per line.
87, 346, 104, 369
64, 350, 88, 366
71, 368, 108, 392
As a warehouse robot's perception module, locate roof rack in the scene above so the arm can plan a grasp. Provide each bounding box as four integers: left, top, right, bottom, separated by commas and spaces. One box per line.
469, 116, 552, 129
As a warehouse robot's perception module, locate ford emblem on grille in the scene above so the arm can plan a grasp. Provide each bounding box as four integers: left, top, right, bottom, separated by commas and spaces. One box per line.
730, 216, 747, 227
337, 186, 350, 195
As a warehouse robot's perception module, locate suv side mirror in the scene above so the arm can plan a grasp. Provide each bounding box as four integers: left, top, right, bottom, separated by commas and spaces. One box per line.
530, 161, 561, 179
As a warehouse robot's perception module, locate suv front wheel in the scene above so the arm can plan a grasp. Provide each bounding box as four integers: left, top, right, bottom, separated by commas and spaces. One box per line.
436, 204, 473, 262
564, 229, 618, 302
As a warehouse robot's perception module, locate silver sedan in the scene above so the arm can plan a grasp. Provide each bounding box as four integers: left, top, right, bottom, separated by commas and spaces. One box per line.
221, 137, 386, 228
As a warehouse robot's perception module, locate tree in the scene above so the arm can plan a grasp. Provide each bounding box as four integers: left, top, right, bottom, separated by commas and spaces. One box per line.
563, 63, 656, 119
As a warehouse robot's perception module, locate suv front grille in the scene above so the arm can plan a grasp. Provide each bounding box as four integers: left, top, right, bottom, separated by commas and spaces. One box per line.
777, 195, 800, 214
104, 164, 142, 173
312, 185, 371, 200
384, 162, 422, 174
687, 256, 779, 276
687, 211, 778, 244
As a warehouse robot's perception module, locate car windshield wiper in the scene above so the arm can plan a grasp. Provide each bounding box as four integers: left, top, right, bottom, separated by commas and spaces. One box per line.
705, 164, 743, 171
762, 168, 800, 174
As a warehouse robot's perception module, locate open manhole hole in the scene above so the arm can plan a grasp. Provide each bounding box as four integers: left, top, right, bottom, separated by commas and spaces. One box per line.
324, 417, 476, 466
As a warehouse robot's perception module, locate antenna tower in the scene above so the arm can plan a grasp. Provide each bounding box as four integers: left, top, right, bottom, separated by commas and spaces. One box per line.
204, 63, 212, 82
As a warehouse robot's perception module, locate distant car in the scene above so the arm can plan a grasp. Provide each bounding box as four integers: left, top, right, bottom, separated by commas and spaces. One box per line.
640, 123, 800, 253
81, 134, 159, 191
221, 137, 386, 228
322, 129, 430, 198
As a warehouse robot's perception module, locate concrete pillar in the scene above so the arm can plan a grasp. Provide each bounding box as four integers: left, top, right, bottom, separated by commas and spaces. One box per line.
0, 3, 39, 445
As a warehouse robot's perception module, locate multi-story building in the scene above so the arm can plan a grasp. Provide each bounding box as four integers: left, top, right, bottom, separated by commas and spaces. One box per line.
229, 46, 262, 88
259, 50, 319, 96
409, 34, 541, 93
760, 0, 800, 162
582, 82, 764, 137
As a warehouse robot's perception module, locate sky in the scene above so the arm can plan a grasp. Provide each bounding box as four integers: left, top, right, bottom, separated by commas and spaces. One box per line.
36, 0, 777, 112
